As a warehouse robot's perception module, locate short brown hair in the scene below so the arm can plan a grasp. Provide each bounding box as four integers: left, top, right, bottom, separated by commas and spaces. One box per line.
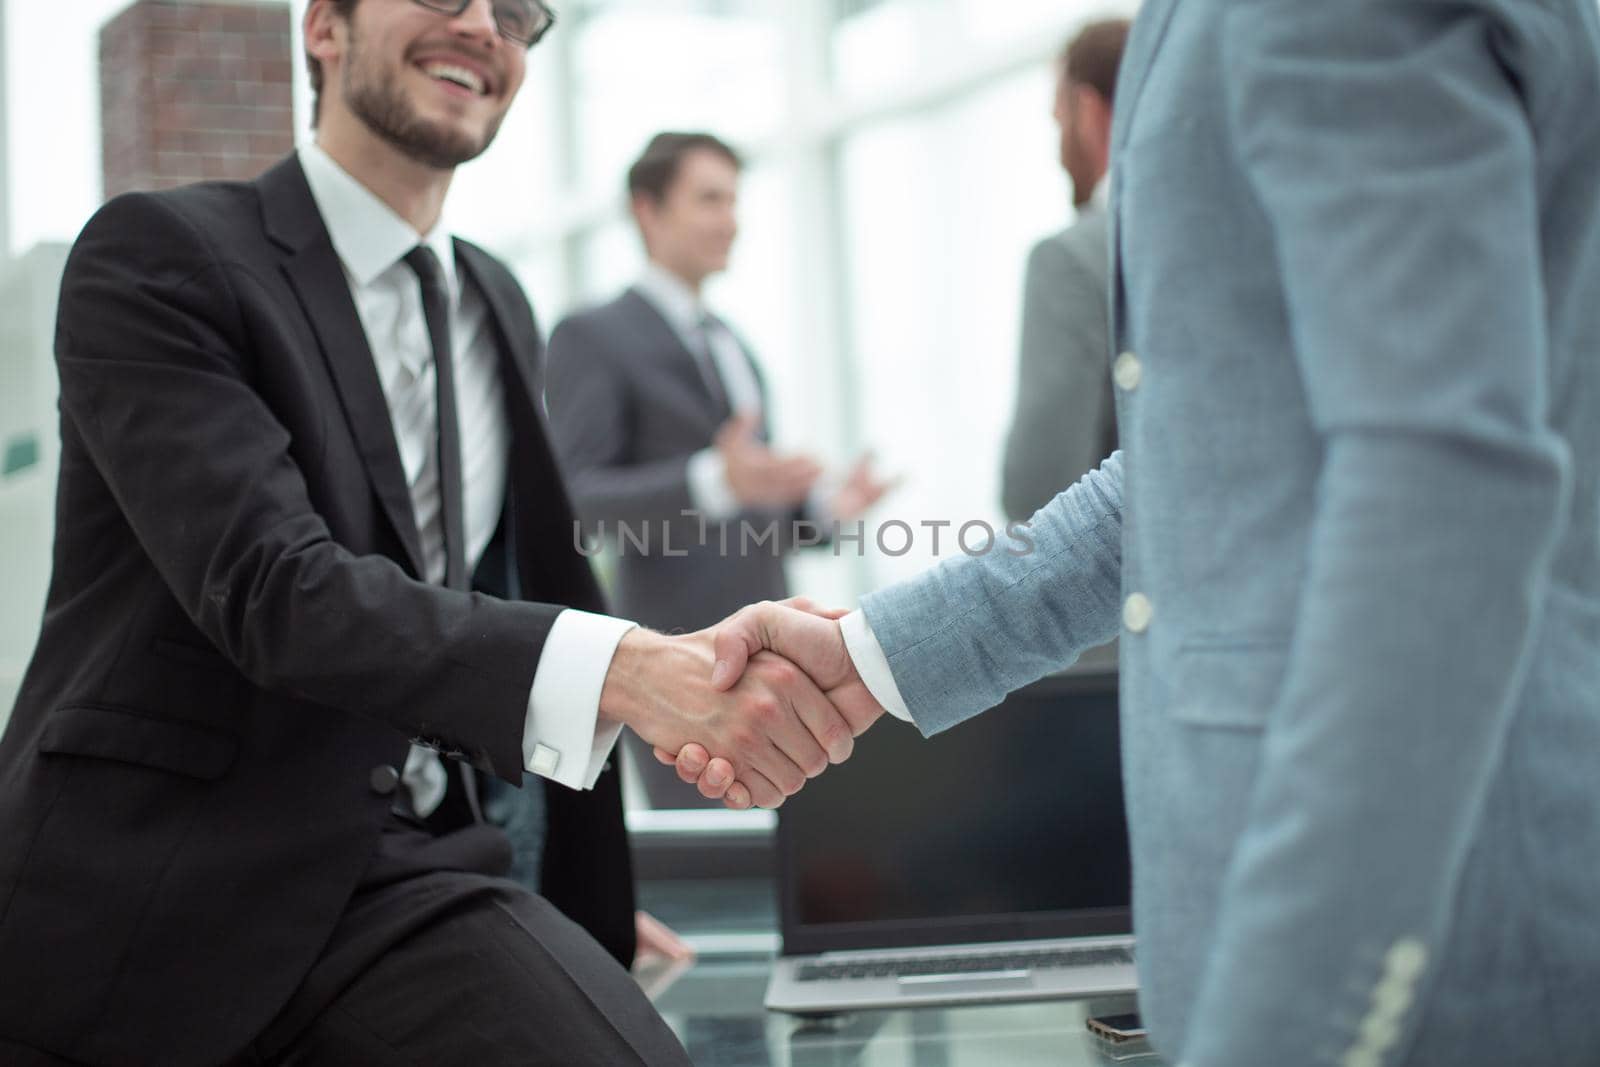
306, 0, 360, 128
627, 132, 743, 204
1062, 18, 1131, 104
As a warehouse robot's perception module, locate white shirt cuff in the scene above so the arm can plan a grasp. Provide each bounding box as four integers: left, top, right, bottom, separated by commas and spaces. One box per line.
840, 609, 915, 723
687, 447, 741, 520
524, 609, 637, 790
805, 466, 844, 530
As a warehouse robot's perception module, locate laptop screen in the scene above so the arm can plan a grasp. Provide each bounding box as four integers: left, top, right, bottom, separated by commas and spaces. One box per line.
778, 669, 1131, 956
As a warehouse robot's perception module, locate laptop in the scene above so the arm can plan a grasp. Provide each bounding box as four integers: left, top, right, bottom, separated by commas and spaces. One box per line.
765, 666, 1137, 1014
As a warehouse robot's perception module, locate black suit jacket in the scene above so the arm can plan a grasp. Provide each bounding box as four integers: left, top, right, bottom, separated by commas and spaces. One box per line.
545, 288, 794, 632
0, 156, 634, 1066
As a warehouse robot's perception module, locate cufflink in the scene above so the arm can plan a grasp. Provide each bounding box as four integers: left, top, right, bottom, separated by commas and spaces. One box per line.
530, 744, 560, 776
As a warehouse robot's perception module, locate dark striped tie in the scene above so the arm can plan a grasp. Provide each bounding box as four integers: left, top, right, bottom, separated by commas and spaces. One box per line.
402, 245, 481, 823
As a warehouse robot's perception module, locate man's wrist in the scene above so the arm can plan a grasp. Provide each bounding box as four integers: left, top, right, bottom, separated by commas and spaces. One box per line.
598, 628, 662, 731
839, 610, 915, 724
598, 628, 719, 744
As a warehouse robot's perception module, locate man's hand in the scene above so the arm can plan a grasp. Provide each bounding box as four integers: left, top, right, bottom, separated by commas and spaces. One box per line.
717, 414, 823, 508
634, 911, 695, 963
827, 452, 898, 522
599, 625, 854, 808
654, 598, 886, 809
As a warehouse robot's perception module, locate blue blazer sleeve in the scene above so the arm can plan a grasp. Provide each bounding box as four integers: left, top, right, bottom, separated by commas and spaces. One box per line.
860, 453, 1125, 734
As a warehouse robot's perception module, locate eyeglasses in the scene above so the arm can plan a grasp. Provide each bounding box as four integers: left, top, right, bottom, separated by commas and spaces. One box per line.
409, 0, 557, 48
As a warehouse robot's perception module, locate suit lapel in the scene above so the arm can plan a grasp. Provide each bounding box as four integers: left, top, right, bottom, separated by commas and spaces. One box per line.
256, 157, 427, 579
620, 288, 734, 426
453, 240, 607, 615
1110, 0, 1181, 153
455, 240, 555, 589
1106, 0, 1181, 360
456, 240, 543, 417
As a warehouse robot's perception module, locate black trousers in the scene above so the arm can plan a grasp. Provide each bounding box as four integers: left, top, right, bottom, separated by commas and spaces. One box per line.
245, 818, 690, 1066
0, 818, 684, 1067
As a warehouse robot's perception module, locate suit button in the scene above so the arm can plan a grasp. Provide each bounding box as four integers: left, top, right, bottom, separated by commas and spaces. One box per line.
1123, 593, 1153, 634
369, 765, 401, 796
1113, 351, 1142, 391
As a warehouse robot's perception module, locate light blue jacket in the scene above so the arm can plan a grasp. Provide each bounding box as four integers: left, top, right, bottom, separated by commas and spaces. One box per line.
861, 2, 1600, 1064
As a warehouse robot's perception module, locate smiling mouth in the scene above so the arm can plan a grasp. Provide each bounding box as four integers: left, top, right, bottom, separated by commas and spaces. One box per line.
419, 61, 488, 97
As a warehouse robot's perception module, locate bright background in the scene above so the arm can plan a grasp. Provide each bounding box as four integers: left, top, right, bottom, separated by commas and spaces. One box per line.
0, 0, 1139, 725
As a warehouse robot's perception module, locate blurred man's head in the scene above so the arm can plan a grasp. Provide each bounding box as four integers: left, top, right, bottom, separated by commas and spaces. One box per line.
303, 0, 555, 169
628, 132, 744, 291
1054, 18, 1130, 207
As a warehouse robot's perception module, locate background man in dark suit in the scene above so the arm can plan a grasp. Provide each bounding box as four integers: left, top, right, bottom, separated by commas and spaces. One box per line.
0, 2, 862, 1064
545, 131, 891, 805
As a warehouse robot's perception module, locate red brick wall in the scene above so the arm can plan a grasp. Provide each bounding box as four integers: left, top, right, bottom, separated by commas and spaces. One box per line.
100, 0, 295, 198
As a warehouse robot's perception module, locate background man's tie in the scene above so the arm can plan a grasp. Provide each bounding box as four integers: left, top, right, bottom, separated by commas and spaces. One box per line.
694, 311, 732, 418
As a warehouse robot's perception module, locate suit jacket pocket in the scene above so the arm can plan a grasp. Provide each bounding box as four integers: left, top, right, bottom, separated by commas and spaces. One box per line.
39, 704, 237, 780
1169, 637, 1288, 730
152, 635, 234, 674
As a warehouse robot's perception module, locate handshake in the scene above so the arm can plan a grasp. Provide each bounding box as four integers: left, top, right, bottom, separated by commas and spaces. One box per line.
597, 598, 884, 809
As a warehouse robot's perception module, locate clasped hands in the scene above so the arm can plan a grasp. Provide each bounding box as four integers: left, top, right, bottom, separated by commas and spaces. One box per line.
597, 598, 882, 809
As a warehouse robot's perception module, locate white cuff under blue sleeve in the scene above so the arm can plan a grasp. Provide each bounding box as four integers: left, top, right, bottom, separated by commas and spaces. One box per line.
840, 609, 914, 724
686, 447, 741, 520
523, 609, 637, 790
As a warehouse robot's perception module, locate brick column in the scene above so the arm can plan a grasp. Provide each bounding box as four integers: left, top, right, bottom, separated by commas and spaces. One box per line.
100, 0, 295, 198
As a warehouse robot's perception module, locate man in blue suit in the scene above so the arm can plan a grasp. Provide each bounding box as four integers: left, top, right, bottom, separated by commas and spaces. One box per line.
663, 2, 1600, 1064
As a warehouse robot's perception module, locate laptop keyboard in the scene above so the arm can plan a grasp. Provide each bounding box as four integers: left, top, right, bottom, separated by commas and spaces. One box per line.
795, 945, 1134, 983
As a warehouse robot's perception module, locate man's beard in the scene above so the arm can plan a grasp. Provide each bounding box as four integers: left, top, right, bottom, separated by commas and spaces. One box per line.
342, 35, 506, 169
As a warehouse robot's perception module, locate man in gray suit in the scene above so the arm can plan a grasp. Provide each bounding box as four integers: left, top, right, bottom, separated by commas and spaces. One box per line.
670, 2, 1600, 1064
545, 132, 888, 803
1001, 18, 1129, 523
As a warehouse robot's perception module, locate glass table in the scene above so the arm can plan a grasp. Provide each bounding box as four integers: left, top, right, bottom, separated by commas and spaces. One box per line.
648, 951, 1166, 1067
633, 845, 1165, 1066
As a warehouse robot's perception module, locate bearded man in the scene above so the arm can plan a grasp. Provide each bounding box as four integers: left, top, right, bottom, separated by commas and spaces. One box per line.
0, 2, 858, 1063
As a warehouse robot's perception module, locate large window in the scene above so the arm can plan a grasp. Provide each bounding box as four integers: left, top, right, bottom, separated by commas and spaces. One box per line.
0, 0, 1138, 777
511, 0, 1137, 597
837, 66, 1064, 585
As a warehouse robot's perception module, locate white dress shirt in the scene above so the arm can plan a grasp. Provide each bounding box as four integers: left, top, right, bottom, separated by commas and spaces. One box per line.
298, 145, 630, 804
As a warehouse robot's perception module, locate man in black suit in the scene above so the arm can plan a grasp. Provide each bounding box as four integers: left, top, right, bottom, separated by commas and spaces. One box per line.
0, 2, 864, 1064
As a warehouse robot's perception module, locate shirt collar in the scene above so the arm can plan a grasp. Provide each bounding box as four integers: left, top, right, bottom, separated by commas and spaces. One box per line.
299, 143, 459, 300
634, 260, 706, 334
1089, 172, 1111, 211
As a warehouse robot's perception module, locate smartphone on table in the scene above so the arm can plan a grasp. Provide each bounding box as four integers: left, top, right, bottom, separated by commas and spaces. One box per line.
1086, 1011, 1147, 1043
